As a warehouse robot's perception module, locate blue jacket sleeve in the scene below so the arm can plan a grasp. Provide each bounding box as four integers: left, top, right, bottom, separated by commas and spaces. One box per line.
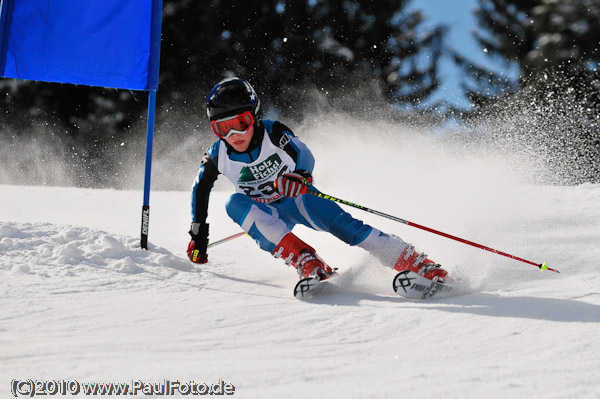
191, 142, 220, 223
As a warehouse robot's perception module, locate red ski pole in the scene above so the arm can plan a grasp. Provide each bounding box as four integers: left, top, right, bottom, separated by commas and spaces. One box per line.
306, 190, 559, 273
208, 231, 247, 249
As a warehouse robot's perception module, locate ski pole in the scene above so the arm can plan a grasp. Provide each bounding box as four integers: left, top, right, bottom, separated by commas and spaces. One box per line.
208, 231, 247, 248
306, 190, 559, 273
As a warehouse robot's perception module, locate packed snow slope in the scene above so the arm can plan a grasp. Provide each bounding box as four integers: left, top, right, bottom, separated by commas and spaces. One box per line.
1, 121, 600, 399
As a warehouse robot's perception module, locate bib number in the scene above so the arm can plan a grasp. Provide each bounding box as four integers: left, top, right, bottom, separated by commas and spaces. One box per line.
238, 166, 289, 200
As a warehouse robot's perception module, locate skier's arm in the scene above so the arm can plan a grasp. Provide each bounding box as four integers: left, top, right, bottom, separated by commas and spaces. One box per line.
191, 147, 219, 224
266, 121, 316, 197
188, 144, 220, 264
268, 121, 315, 174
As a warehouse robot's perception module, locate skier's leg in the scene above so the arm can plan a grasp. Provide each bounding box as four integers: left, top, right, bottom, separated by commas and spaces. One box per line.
357, 228, 448, 281
289, 191, 372, 245
295, 190, 447, 281
273, 233, 334, 279
225, 194, 332, 278
225, 193, 291, 253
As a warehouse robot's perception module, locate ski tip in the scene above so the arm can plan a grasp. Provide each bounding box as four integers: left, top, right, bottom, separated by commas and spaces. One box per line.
293, 272, 338, 300
392, 270, 453, 299
293, 277, 320, 299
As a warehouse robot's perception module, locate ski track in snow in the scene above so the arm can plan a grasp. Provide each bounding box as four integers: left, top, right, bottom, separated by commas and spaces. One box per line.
1, 173, 600, 396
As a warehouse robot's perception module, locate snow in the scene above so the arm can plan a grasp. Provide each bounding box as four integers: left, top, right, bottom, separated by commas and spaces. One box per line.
2, 125, 600, 398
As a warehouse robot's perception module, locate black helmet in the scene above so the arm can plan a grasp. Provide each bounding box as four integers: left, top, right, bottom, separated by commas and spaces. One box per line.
207, 77, 261, 121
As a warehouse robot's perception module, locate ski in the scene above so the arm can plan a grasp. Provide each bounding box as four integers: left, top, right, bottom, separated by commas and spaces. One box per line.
392, 270, 453, 299
294, 269, 455, 300
293, 271, 338, 299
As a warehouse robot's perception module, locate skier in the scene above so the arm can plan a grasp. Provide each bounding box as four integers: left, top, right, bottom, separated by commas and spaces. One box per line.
187, 77, 448, 284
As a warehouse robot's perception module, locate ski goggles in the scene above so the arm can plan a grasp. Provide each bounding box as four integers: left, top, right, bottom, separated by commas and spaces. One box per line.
211, 111, 254, 139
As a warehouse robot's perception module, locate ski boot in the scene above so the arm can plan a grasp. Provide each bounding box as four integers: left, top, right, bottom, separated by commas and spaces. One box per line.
357, 229, 448, 282
394, 244, 448, 282
273, 233, 334, 279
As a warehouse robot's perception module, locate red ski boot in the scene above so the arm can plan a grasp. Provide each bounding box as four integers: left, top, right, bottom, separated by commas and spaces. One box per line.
394, 244, 448, 282
273, 233, 334, 279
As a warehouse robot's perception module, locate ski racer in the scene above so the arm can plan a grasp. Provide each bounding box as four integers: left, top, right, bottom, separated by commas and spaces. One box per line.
187, 76, 448, 284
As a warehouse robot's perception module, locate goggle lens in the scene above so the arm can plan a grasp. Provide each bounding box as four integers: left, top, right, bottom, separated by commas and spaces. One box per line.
211, 111, 254, 139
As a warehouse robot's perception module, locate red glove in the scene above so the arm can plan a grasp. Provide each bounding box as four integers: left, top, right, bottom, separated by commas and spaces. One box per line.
187, 241, 208, 264
275, 170, 313, 197
187, 223, 209, 264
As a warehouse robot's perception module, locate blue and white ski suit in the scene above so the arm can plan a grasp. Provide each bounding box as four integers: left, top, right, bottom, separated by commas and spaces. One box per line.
191, 120, 382, 255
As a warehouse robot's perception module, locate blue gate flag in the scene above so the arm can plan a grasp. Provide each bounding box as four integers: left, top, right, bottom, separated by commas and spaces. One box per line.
0, 0, 158, 91
0, 0, 163, 249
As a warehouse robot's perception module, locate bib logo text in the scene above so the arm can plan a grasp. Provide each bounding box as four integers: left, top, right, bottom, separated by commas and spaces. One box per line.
239, 154, 283, 183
